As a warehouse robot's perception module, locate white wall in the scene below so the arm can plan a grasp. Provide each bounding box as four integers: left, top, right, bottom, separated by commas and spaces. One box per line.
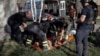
93, 0, 100, 5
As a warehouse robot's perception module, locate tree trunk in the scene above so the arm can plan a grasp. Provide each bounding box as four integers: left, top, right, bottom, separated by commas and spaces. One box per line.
76, 0, 83, 15
0, 0, 18, 41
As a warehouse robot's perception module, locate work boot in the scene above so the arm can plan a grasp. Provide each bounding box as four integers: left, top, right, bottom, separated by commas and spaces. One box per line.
42, 41, 50, 51
25, 39, 32, 47
63, 35, 69, 45
32, 42, 42, 51
43, 46, 50, 51
63, 40, 68, 45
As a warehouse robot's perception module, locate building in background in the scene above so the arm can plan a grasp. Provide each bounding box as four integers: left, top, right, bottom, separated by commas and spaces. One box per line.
17, 0, 100, 18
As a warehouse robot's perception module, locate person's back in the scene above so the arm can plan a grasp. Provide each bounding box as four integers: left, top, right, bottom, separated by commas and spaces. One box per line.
25, 22, 51, 50
8, 12, 26, 27
77, 5, 93, 30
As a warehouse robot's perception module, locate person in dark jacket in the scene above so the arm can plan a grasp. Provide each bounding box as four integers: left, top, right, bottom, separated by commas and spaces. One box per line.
25, 22, 50, 50
8, 11, 32, 45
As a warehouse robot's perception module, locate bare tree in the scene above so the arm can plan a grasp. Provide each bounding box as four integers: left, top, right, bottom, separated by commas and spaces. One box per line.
75, 0, 83, 15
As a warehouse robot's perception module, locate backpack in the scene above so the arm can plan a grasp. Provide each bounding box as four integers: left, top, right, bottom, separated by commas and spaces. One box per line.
86, 6, 94, 24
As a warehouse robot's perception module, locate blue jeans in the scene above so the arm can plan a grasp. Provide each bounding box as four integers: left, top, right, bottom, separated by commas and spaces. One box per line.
75, 29, 91, 56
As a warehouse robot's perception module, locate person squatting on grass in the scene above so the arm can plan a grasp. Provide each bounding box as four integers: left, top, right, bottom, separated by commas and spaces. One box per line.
7, 11, 31, 45
8, 10, 52, 50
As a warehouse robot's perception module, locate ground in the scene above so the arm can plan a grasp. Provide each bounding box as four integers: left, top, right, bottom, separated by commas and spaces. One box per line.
0, 32, 100, 56
0, 19, 100, 56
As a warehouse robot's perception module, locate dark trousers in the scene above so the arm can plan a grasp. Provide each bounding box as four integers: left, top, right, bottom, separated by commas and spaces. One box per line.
75, 29, 91, 56
70, 17, 75, 29
27, 24, 47, 43
10, 26, 23, 44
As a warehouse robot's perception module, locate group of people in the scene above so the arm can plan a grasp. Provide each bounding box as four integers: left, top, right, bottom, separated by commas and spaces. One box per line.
7, 9, 67, 51
7, 0, 98, 56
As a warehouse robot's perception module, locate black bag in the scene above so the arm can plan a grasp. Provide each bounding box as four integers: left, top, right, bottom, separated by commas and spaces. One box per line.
86, 6, 94, 24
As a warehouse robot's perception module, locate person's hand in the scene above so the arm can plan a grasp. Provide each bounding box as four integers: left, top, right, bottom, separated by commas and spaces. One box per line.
22, 23, 27, 28
91, 21, 95, 24
73, 17, 76, 20
76, 19, 80, 24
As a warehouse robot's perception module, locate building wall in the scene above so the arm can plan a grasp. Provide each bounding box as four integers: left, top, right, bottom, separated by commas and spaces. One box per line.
17, 0, 100, 16
98, 5, 100, 16
97, 0, 100, 5
97, 0, 100, 16
93, 0, 100, 5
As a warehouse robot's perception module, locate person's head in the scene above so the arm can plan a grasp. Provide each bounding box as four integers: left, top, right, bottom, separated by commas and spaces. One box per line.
44, 4, 48, 9
25, 11, 32, 18
80, 0, 90, 7
47, 13, 53, 20
70, 4, 75, 9
17, 3, 24, 12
